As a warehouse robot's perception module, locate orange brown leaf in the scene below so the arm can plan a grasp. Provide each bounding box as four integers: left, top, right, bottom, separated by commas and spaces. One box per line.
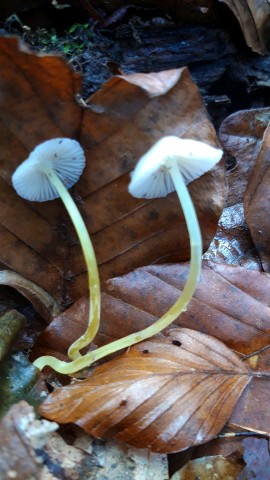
40, 328, 252, 454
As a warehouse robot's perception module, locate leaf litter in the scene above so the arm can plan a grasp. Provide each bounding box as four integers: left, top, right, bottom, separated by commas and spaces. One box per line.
39, 328, 252, 454
0, 37, 225, 305
0, 27, 270, 478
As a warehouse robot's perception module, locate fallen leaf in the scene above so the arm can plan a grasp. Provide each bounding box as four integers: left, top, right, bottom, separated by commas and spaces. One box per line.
46, 426, 168, 480
39, 328, 252, 454
206, 107, 270, 270
203, 203, 261, 270
219, 107, 270, 207
74, 435, 168, 480
229, 345, 270, 437
1, 400, 164, 480
238, 438, 270, 479
0, 37, 225, 305
0, 401, 58, 480
244, 123, 270, 272
34, 261, 270, 441
168, 424, 245, 473
170, 455, 244, 479
32, 261, 270, 361
218, 0, 270, 54
0, 270, 60, 322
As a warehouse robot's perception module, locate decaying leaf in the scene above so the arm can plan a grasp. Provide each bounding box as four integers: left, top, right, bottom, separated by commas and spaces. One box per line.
0, 270, 60, 322
1, 399, 167, 480
170, 455, 244, 479
218, 0, 270, 55
0, 37, 225, 305
45, 428, 168, 480
244, 123, 270, 272
32, 261, 270, 361
219, 107, 270, 207
203, 203, 261, 270
73, 435, 168, 480
238, 438, 270, 479
39, 328, 252, 454
0, 401, 58, 479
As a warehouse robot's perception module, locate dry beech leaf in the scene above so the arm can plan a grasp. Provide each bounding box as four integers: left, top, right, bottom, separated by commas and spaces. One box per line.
229, 342, 270, 437
0, 37, 225, 305
32, 260, 270, 361
170, 455, 244, 479
39, 328, 252, 454
219, 107, 270, 207
218, 0, 270, 55
244, 123, 270, 272
33, 261, 270, 438
0, 270, 60, 322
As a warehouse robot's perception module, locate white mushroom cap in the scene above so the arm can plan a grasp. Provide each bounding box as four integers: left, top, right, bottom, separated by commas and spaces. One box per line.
12, 138, 85, 201
128, 136, 223, 199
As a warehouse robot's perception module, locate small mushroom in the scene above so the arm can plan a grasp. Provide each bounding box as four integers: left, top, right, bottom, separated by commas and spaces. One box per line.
32, 136, 223, 375
12, 138, 100, 360
125, 135, 223, 338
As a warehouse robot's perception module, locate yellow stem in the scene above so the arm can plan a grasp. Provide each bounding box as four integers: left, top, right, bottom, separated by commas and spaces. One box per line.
34, 164, 202, 374
47, 170, 100, 360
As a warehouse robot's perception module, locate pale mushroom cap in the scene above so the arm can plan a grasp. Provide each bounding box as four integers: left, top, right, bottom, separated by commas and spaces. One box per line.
12, 138, 86, 201
128, 136, 223, 199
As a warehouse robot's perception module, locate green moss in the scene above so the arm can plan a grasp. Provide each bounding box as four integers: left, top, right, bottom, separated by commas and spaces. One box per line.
22, 22, 94, 57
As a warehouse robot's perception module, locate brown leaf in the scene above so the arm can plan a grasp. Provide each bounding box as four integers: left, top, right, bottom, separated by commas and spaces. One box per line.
211, 108, 270, 269
0, 401, 58, 480
35, 261, 270, 440
218, 0, 270, 54
39, 328, 251, 453
0, 37, 225, 305
171, 455, 244, 479
32, 261, 270, 361
244, 123, 270, 272
229, 346, 270, 437
219, 107, 270, 207
0, 270, 60, 322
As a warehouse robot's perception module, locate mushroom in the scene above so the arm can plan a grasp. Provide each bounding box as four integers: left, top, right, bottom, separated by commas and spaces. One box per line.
12, 138, 100, 360
32, 136, 223, 375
